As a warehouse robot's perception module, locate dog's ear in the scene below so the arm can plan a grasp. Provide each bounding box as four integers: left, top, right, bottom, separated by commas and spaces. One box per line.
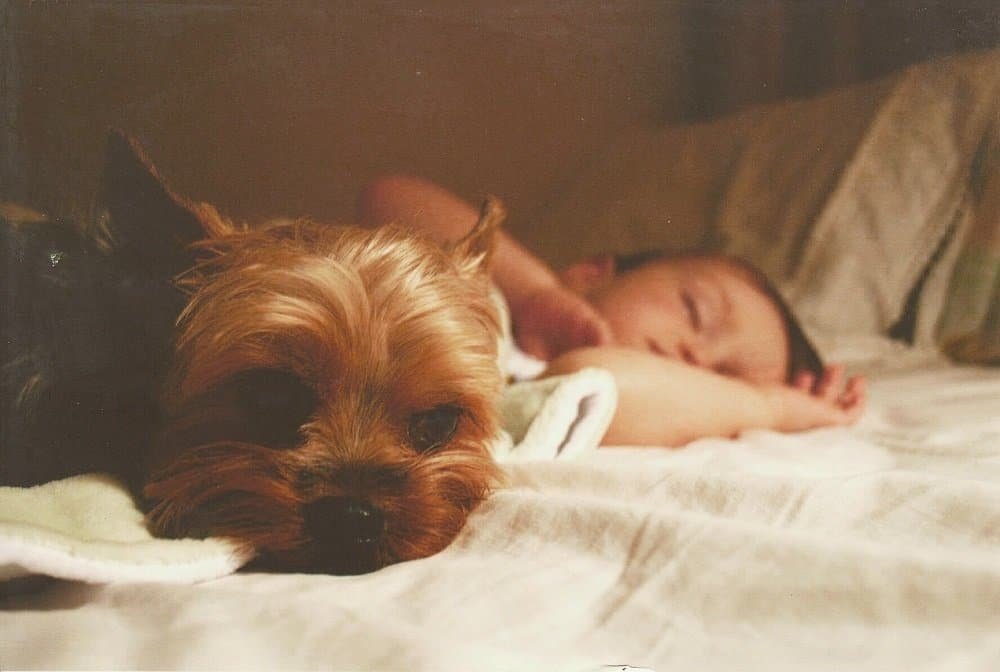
98, 130, 209, 274
452, 196, 503, 275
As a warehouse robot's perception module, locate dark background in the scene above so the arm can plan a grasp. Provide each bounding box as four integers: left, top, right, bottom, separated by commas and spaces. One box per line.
2, 1, 997, 258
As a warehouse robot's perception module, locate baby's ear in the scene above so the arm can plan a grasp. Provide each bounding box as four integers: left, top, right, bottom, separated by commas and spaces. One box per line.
559, 253, 616, 294
452, 196, 503, 276
98, 130, 212, 276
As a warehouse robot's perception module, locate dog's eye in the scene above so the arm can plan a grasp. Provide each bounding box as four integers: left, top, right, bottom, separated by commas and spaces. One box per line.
408, 405, 462, 452
234, 368, 317, 448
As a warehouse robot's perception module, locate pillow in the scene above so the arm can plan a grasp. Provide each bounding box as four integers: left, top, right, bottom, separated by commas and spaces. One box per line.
925, 129, 1000, 364
775, 49, 999, 355
531, 116, 740, 268
535, 70, 895, 269
538, 49, 999, 363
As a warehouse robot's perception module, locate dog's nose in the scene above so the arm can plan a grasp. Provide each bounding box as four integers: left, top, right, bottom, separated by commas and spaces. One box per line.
304, 496, 384, 543
302, 497, 384, 574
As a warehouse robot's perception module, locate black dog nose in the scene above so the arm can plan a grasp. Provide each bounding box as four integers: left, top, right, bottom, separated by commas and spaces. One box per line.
301, 497, 385, 575
302, 496, 384, 548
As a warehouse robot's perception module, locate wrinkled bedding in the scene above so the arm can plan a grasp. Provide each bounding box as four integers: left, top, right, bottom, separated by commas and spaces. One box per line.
3, 357, 998, 671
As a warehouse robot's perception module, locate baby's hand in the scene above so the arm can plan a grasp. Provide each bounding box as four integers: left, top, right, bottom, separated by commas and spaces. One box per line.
511, 284, 614, 360
763, 365, 867, 433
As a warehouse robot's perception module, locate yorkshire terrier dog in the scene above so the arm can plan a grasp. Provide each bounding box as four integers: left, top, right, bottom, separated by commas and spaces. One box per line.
2, 131, 505, 574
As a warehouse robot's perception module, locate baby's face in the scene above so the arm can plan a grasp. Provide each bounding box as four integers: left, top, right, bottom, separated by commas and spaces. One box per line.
583, 257, 789, 384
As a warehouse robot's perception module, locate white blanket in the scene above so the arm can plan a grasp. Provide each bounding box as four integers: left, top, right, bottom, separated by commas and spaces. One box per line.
0, 474, 251, 584
2, 359, 998, 671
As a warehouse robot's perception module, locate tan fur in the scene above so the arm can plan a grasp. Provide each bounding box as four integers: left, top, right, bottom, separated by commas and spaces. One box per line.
144, 202, 506, 572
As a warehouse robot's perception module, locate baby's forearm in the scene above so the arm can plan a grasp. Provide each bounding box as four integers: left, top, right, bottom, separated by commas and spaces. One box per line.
357, 175, 615, 360
546, 347, 777, 446
356, 176, 559, 309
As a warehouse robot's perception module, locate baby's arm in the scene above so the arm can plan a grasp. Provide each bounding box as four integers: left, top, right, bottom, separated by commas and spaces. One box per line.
546, 347, 865, 446
357, 176, 612, 358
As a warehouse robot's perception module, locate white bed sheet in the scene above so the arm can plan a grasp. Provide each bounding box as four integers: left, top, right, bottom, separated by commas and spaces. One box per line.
3, 361, 999, 671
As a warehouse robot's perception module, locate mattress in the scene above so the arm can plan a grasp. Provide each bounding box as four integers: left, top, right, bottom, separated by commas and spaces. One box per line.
3, 357, 998, 671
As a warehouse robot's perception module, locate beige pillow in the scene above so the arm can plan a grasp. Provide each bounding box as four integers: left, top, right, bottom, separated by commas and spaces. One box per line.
777, 50, 999, 349
538, 49, 999, 363
928, 129, 1000, 364
535, 73, 894, 270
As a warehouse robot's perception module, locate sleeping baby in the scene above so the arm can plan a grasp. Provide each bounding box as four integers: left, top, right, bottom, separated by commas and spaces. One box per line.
357, 175, 866, 447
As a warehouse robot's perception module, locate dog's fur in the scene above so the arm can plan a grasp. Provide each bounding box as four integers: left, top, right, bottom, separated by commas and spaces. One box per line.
1, 132, 505, 574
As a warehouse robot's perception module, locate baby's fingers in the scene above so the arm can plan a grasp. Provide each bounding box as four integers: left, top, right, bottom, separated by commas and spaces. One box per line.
815, 365, 845, 401
837, 376, 867, 423
793, 371, 815, 392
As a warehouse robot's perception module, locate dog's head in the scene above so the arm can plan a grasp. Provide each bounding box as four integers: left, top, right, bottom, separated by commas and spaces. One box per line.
98, 132, 505, 574
0, 135, 199, 484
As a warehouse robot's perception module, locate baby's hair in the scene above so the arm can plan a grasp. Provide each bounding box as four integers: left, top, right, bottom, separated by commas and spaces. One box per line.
614, 250, 824, 382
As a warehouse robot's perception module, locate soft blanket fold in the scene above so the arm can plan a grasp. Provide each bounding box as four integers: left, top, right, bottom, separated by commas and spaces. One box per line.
0, 474, 252, 584
0, 368, 617, 584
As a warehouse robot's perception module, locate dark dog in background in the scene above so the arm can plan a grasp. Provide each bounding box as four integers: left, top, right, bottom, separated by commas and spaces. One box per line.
2, 132, 506, 574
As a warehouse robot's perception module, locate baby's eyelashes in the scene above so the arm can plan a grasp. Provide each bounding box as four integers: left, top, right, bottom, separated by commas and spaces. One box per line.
684, 278, 729, 336
681, 290, 702, 331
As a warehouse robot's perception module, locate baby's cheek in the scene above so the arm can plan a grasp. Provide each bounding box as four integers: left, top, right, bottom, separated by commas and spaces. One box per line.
602, 310, 642, 347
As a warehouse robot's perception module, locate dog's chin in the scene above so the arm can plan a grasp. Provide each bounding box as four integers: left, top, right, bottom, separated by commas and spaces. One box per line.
247, 542, 384, 576
141, 439, 501, 575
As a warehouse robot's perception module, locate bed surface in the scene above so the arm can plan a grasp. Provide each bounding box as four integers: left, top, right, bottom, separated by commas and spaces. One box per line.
3, 358, 998, 671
